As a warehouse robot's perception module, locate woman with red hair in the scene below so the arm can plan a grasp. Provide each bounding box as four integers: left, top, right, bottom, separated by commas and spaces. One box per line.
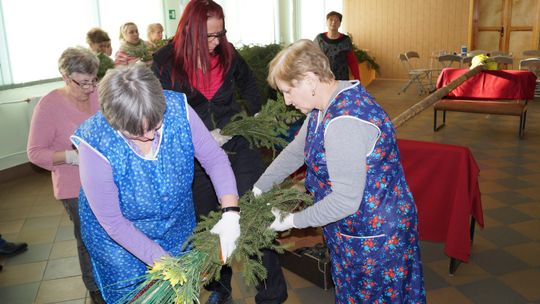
151, 1, 287, 303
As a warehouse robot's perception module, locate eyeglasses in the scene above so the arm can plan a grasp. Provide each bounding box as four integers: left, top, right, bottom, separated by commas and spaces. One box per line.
70, 77, 98, 90
207, 29, 227, 42
122, 123, 163, 142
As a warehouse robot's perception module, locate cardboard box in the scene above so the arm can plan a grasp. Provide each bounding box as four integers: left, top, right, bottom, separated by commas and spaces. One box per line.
277, 228, 334, 290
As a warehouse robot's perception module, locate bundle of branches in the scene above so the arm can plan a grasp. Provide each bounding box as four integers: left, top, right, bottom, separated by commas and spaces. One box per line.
237, 44, 283, 102
123, 184, 312, 304
221, 94, 302, 154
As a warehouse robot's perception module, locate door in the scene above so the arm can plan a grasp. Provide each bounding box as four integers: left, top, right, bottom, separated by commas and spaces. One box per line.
470, 0, 540, 60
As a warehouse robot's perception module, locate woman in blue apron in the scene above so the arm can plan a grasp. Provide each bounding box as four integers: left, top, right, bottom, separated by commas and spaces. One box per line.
71, 64, 241, 303
254, 40, 425, 303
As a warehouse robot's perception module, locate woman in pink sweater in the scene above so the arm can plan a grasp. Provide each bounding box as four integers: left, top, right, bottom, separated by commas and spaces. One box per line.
27, 47, 104, 304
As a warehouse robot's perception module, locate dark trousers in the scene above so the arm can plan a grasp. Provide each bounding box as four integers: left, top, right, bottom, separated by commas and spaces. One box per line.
193, 137, 288, 304
61, 198, 99, 292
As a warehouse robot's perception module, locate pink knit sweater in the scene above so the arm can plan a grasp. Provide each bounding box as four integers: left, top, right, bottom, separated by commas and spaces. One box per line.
27, 89, 100, 199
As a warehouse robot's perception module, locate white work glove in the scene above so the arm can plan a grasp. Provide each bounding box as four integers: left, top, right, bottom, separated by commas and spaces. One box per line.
210, 211, 240, 263
269, 207, 296, 232
64, 150, 79, 165
252, 186, 263, 197
210, 128, 232, 147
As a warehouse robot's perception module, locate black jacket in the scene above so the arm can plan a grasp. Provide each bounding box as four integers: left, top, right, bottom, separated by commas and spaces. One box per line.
152, 43, 262, 130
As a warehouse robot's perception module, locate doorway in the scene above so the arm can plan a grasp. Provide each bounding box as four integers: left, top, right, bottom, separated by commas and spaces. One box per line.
470, 0, 540, 60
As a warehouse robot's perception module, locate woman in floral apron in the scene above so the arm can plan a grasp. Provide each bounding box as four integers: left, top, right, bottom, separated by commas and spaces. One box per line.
254, 40, 425, 303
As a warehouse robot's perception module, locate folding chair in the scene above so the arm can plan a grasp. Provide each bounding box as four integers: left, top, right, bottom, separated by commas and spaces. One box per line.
491, 55, 513, 69
468, 50, 487, 56
461, 56, 473, 67
519, 58, 540, 97
522, 50, 540, 59
438, 54, 463, 68
489, 50, 510, 56
398, 51, 434, 95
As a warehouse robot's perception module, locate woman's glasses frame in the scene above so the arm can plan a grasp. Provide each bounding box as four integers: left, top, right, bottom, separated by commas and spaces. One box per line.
207, 29, 227, 42
70, 77, 98, 90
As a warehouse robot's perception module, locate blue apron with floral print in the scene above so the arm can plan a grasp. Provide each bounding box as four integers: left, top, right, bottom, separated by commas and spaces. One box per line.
304, 82, 425, 303
73, 90, 195, 303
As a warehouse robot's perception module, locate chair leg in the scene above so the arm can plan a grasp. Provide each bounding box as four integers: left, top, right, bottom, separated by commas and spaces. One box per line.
518, 110, 527, 138
434, 109, 446, 131
470, 217, 476, 244
398, 79, 414, 95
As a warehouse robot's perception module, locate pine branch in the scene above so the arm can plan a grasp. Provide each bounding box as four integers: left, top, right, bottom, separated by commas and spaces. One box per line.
123, 183, 312, 303
221, 94, 303, 153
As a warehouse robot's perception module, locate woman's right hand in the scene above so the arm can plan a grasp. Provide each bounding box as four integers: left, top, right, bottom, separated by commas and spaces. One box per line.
210, 211, 240, 263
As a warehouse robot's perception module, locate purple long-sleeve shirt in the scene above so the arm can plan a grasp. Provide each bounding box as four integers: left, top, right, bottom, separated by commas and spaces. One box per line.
77, 105, 237, 265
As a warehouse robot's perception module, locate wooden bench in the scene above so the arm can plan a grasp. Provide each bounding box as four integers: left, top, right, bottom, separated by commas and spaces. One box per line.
433, 68, 537, 138
434, 99, 528, 137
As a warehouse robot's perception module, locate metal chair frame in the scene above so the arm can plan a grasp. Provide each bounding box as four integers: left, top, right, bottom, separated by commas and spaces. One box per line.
398, 51, 435, 95
491, 55, 514, 69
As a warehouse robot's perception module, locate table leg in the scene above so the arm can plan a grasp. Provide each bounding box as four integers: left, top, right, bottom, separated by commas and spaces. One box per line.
449, 216, 476, 275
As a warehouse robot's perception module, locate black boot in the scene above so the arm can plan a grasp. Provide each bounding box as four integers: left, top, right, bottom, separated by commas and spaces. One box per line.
0, 238, 27, 256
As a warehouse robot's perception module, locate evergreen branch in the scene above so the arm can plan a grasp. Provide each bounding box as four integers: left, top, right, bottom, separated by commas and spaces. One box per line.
122, 183, 312, 303
221, 94, 303, 153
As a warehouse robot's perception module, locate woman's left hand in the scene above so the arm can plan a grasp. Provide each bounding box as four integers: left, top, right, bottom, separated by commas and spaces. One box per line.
269, 208, 296, 232
210, 212, 240, 263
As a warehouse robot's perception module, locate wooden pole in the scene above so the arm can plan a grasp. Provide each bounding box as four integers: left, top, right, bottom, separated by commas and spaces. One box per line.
392, 65, 486, 129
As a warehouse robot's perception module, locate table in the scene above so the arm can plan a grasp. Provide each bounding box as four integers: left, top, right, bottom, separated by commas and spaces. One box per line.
436, 68, 537, 99
285, 139, 484, 274
398, 139, 484, 266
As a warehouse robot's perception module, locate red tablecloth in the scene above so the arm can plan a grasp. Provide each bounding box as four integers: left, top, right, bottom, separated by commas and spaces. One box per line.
398, 139, 484, 262
436, 68, 537, 100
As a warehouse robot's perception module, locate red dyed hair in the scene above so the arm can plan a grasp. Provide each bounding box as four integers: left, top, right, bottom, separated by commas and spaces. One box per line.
171, 0, 233, 87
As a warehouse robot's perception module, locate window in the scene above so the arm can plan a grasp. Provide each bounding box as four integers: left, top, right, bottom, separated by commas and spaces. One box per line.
216, 0, 275, 46
2, 0, 96, 84
0, 0, 343, 86
0, 0, 163, 86
98, 0, 164, 53
297, 0, 343, 40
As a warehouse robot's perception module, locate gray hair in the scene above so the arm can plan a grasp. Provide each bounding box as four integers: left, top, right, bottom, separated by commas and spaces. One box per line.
99, 63, 166, 136
58, 47, 99, 76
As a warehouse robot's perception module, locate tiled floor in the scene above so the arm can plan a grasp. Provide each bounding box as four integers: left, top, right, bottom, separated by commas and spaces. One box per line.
1, 79, 539, 303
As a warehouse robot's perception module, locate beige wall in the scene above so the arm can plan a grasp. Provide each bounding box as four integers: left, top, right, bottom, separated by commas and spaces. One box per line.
344, 0, 471, 79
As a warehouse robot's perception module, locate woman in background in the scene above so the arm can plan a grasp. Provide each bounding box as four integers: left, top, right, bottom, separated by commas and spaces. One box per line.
72, 64, 241, 303
115, 22, 150, 65
314, 11, 360, 81
151, 1, 287, 303
27, 47, 105, 304
86, 27, 114, 79
257, 39, 425, 303
146, 23, 165, 49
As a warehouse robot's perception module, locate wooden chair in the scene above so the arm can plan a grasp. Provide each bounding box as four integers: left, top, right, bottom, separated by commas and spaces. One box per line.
398, 52, 434, 95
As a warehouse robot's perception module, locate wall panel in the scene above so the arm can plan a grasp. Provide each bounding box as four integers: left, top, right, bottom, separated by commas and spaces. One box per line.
344, 0, 470, 79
